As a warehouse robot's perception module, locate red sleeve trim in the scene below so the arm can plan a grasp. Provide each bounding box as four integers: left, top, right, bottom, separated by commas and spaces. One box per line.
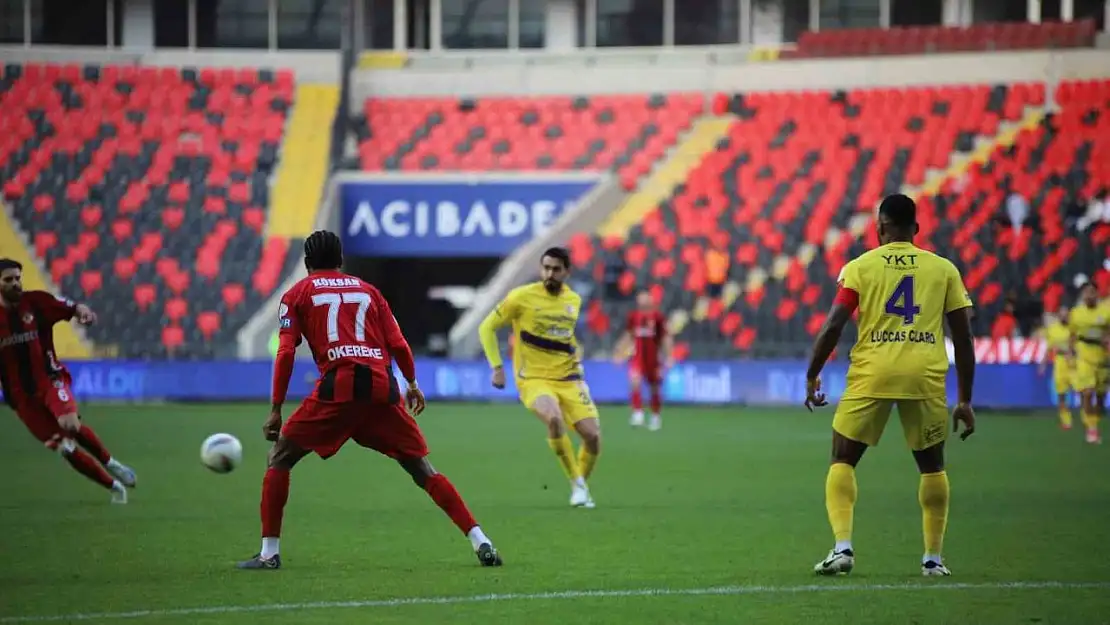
834, 287, 859, 312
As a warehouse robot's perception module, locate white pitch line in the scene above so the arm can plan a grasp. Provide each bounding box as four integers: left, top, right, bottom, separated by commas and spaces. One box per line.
2, 581, 1107, 623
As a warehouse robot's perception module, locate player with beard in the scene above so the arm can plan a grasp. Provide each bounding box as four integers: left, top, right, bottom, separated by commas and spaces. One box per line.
479, 248, 601, 509
0, 258, 137, 503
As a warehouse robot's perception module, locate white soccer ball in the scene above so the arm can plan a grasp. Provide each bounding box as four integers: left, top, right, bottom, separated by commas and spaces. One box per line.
200, 433, 243, 473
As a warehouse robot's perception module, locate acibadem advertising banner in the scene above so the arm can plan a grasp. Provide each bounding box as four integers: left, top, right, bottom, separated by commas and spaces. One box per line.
340, 176, 598, 257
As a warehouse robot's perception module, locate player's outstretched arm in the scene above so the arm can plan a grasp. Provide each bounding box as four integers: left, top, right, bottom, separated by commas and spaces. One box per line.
946, 307, 976, 440
479, 296, 519, 389
804, 295, 856, 411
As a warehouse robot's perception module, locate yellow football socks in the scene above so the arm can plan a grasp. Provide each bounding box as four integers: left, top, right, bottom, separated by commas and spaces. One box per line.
825, 463, 857, 544
1059, 407, 1073, 428
919, 471, 950, 557
1081, 409, 1100, 430
547, 434, 581, 481
577, 446, 598, 480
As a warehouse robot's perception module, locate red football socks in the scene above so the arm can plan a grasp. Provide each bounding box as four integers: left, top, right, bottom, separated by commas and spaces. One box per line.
76, 424, 112, 465
424, 473, 478, 535
631, 388, 643, 411
64, 448, 116, 489
650, 388, 662, 414
261, 467, 291, 537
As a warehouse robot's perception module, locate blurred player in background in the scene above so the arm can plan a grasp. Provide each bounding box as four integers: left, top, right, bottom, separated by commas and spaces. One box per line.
0, 258, 137, 503
1038, 307, 1075, 430
804, 194, 976, 577
479, 247, 600, 509
1067, 283, 1107, 444
615, 290, 672, 431
239, 231, 501, 570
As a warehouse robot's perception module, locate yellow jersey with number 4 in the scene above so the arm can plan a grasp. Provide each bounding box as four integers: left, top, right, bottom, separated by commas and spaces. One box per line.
838, 242, 973, 399
479, 282, 584, 382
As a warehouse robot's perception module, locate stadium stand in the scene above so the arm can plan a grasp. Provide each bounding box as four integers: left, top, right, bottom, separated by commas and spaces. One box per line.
0, 62, 303, 358
785, 19, 1098, 59
355, 75, 1109, 360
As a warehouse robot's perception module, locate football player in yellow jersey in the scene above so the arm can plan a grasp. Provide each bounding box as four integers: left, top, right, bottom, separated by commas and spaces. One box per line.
478, 247, 600, 508
1067, 283, 1107, 444
804, 194, 976, 578
1037, 307, 1075, 430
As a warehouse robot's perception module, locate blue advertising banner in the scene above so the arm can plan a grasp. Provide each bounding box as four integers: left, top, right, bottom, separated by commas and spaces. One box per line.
0, 359, 1064, 409
340, 177, 598, 257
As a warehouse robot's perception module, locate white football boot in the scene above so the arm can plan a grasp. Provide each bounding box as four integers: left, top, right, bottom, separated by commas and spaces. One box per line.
569, 479, 595, 509
922, 560, 952, 576
648, 414, 662, 431
814, 548, 855, 575
110, 480, 128, 504
630, 410, 645, 427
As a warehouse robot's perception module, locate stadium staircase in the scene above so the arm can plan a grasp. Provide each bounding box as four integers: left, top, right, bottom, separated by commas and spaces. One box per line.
268, 83, 339, 238
0, 62, 304, 358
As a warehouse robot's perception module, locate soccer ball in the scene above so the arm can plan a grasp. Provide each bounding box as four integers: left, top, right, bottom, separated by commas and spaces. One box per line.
200, 433, 243, 473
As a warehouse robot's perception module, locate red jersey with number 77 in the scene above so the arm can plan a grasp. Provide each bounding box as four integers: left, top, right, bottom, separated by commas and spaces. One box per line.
275, 270, 412, 405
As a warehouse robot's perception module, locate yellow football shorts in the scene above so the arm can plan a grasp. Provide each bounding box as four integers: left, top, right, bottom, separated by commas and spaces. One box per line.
1073, 359, 1109, 394
518, 379, 600, 426
1053, 360, 1074, 395
833, 396, 949, 450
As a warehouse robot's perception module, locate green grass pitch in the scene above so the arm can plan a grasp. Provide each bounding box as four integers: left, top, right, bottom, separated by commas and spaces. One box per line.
1, 403, 1108, 624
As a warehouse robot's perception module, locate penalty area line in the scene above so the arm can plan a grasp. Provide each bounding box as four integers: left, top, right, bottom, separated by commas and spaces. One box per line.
2, 580, 1107, 623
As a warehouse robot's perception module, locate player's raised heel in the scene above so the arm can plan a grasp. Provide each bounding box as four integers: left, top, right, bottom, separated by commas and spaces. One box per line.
814, 549, 854, 575
237, 553, 282, 570
476, 543, 503, 567
110, 481, 128, 504
107, 460, 137, 488
921, 560, 951, 576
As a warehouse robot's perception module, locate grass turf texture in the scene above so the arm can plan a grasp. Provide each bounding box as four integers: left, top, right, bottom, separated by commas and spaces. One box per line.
1, 403, 1108, 624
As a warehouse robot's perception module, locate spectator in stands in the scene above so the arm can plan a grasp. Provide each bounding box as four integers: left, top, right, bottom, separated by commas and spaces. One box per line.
705, 243, 729, 299
1004, 289, 1041, 337
1076, 188, 1110, 232
1003, 191, 1030, 235
992, 301, 1019, 339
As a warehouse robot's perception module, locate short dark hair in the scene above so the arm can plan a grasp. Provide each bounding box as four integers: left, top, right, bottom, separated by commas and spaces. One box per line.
541, 246, 571, 270
878, 193, 917, 229
304, 230, 343, 270
0, 258, 22, 273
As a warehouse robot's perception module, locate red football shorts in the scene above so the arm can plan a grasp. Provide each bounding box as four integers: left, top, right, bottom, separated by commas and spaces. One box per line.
16, 374, 79, 443
281, 397, 429, 460
629, 359, 662, 385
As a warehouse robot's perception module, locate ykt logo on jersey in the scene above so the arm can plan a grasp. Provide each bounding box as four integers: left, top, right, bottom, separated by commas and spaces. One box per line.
278, 303, 291, 329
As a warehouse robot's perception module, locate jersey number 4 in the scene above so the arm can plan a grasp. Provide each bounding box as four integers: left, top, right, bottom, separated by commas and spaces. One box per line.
884, 275, 921, 325
312, 292, 371, 342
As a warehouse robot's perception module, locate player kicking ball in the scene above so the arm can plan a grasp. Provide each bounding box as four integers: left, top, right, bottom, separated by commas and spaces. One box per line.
615, 290, 672, 431
803, 194, 976, 577
0, 259, 137, 503
237, 232, 501, 570
479, 247, 601, 509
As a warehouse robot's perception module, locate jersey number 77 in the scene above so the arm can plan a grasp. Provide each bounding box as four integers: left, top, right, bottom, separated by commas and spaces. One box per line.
884, 275, 921, 325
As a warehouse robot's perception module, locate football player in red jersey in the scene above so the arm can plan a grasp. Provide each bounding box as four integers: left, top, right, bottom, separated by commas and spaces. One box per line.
0, 259, 137, 503
616, 290, 671, 431
237, 231, 501, 570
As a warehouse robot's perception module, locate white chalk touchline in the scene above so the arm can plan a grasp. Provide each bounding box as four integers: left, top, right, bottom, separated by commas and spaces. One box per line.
2, 580, 1106, 623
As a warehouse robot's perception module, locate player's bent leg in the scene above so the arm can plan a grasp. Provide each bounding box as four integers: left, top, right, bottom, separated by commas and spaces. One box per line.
816, 398, 889, 576
397, 456, 503, 567
74, 422, 137, 487
911, 441, 951, 576
238, 437, 310, 570
901, 397, 952, 576
629, 369, 644, 427
530, 393, 584, 482
573, 417, 601, 482
49, 434, 128, 503
648, 381, 663, 431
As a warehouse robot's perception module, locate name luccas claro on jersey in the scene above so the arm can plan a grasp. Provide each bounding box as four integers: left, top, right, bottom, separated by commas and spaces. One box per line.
865, 251, 938, 346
